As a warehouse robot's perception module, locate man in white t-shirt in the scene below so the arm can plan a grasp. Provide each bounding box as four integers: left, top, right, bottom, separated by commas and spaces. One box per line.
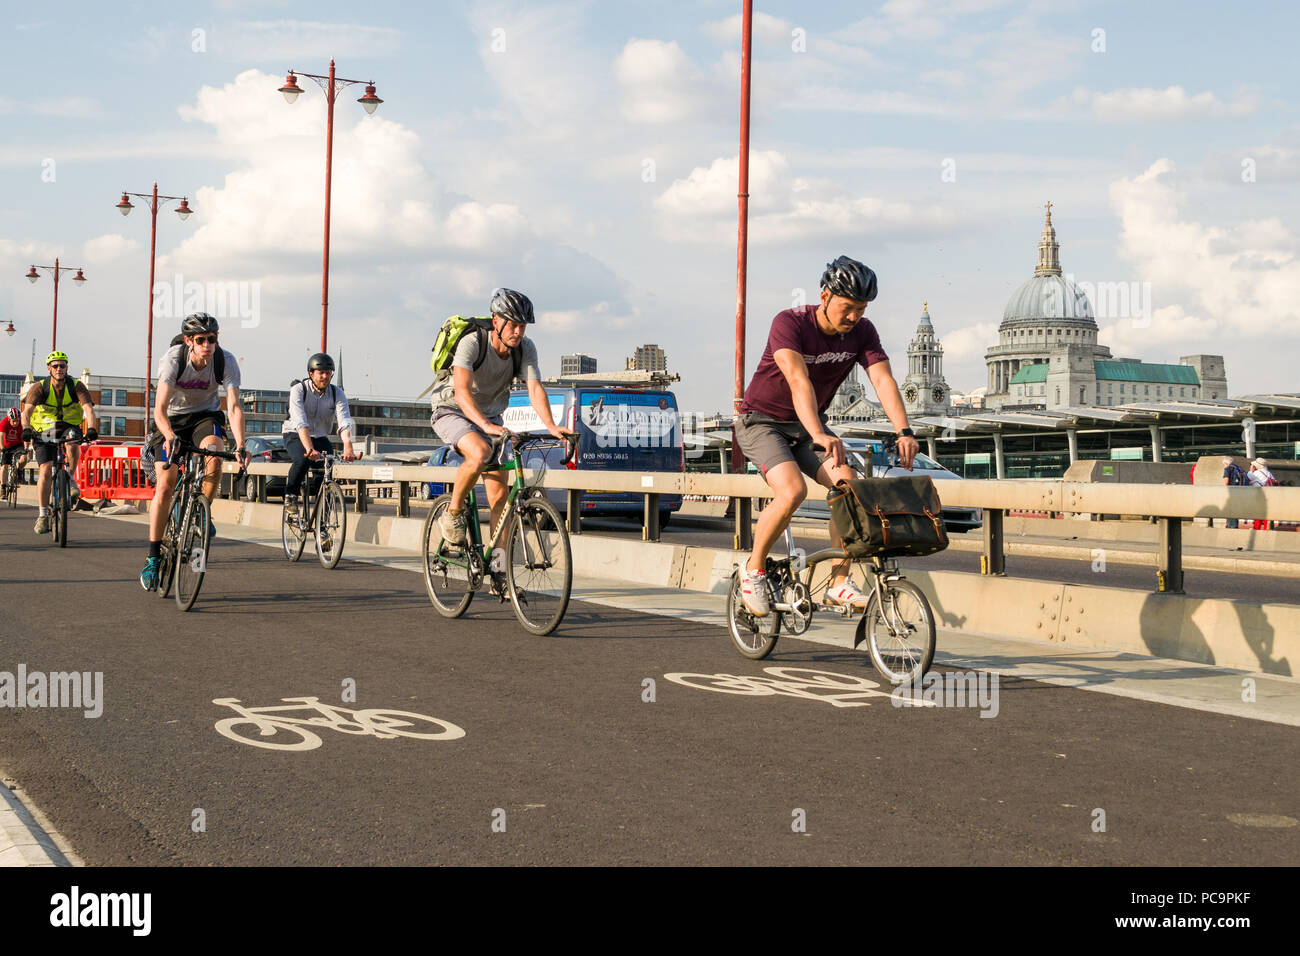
139, 313, 250, 590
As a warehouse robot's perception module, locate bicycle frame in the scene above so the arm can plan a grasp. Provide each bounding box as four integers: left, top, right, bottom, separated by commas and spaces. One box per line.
438, 434, 567, 578
294, 452, 338, 532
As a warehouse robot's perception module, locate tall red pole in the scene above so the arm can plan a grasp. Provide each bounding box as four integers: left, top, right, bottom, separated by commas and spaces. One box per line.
321, 59, 336, 354
146, 183, 159, 419
732, 0, 753, 469
51, 256, 60, 351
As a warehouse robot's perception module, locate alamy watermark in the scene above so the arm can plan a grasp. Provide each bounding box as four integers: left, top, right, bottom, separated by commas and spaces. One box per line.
890, 670, 999, 717
1044, 273, 1153, 328
50, 886, 150, 936
153, 273, 261, 329
0, 664, 103, 718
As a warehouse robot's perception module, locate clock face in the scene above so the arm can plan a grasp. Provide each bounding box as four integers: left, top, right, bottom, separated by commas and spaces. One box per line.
903, 384, 919, 403
932, 386, 945, 404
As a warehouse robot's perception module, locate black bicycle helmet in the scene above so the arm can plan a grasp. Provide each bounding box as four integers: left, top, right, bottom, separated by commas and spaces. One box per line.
307, 353, 335, 373
819, 255, 878, 303
489, 287, 535, 324
182, 312, 220, 336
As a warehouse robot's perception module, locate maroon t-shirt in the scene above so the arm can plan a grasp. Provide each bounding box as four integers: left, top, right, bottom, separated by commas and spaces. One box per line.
740, 305, 889, 420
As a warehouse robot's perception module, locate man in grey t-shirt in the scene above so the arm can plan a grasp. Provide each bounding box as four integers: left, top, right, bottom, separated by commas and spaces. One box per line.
431, 288, 571, 547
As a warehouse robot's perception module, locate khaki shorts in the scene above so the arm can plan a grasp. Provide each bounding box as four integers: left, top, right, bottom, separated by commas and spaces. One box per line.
734, 412, 837, 479
431, 407, 505, 465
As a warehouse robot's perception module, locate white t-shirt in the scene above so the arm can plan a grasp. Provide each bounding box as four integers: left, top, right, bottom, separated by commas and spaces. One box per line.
158, 346, 240, 417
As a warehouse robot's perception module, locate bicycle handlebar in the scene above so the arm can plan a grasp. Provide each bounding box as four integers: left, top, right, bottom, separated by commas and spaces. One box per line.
492, 430, 579, 466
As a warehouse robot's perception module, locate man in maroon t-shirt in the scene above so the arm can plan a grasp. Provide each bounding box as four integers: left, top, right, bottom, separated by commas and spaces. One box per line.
733, 255, 919, 617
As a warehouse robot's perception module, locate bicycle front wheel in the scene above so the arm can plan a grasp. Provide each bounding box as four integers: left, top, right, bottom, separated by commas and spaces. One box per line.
282, 497, 306, 562
726, 571, 780, 659
505, 496, 571, 635
316, 481, 347, 569
175, 495, 211, 611
862, 578, 936, 685
422, 494, 475, 618
157, 492, 181, 598
54, 469, 69, 547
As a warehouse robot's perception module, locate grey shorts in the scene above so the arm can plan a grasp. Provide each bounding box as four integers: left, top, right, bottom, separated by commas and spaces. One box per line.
431, 407, 505, 464
734, 412, 837, 479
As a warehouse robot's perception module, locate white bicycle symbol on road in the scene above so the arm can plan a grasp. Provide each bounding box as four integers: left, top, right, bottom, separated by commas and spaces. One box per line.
664, 667, 936, 708
213, 696, 466, 752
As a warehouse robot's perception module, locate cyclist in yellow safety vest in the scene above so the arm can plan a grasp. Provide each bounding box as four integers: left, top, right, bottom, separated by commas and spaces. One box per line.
20, 351, 98, 534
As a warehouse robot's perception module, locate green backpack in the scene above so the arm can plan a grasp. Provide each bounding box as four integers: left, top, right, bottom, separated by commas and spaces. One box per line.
430, 316, 521, 382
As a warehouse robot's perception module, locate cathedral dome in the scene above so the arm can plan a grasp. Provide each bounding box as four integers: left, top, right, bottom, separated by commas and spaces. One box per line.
999, 202, 1096, 329
1002, 274, 1095, 326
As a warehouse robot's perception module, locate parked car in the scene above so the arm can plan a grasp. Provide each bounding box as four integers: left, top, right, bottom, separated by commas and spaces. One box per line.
792, 438, 983, 533
233, 435, 291, 501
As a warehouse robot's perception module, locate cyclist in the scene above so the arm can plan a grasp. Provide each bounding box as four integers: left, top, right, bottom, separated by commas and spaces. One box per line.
282, 352, 359, 521
20, 351, 97, 534
430, 288, 572, 546
139, 313, 249, 589
733, 255, 919, 617
1, 407, 30, 494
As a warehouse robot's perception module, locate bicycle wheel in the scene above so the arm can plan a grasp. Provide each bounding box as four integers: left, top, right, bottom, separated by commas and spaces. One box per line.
862, 578, 936, 685
156, 491, 181, 598
175, 495, 211, 611
422, 494, 475, 618
505, 496, 571, 635
725, 570, 780, 659
281, 496, 306, 562
316, 481, 347, 569
6, 476, 16, 509
51, 469, 67, 547
213, 718, 322, 752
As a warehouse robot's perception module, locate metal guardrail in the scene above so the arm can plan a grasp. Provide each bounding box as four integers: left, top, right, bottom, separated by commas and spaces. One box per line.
214, 461, 1300, 594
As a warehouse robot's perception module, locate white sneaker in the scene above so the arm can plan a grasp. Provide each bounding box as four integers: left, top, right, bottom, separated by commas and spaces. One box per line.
825, 580, 869, 609
439, 508, 467, 546
740, 567, 770, 618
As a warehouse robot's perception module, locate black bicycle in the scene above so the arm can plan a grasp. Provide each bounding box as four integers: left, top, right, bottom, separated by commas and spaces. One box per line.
153, 438, 241, 611
2, 447, 27, 509
281, 451, 349, 569
41, 429, 93, 548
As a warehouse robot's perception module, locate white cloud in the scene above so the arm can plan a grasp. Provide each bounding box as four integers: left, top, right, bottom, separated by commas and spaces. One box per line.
1068, 85, 1258, 123
614, 39, 718, 124
654, 150, 967, 244
1108, 158, 1300, 342
701, 11, 796, 46
940, 321, 999, 360
82, 235, 140, 264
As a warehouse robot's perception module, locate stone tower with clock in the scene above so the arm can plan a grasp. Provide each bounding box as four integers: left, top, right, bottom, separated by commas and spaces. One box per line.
901, 302, 950, 416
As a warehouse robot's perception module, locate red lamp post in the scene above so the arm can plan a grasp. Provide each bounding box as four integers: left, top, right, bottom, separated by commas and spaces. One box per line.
24, 259, 86, 352
731, 0, 754, 471
115, 184, 194, 418
278, 61, 384, 354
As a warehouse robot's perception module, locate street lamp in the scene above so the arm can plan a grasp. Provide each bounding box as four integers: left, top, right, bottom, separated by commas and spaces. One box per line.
277, 61, 384, 354
24, 259, 87, 351
116, 183, 195, 416
4, 321, 15, 337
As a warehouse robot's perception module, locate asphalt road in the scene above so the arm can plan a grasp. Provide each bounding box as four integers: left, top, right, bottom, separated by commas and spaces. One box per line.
0, 505, 1296, 865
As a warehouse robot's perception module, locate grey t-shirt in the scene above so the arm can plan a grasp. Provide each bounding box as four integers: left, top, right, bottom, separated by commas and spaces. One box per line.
158, 346, 241, 417
431, 332, 540, 419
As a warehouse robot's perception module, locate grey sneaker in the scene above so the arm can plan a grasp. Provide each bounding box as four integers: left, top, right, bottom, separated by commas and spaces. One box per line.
34, 513, 51, 534
439, 508, 467, 546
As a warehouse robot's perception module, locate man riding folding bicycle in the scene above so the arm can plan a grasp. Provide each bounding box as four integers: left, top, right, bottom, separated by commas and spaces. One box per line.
282, 352, 359, 524
734, 255, 919, 617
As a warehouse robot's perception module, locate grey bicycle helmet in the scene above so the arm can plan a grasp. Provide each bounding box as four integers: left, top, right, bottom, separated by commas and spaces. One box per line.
820, 255, 878, 303
489, 288, 535, 325
307, 353, 335, 373
182, 312, 220, 336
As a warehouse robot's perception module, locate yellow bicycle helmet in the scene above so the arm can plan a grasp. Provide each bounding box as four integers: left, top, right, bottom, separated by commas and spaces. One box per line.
45, 350, 69, 365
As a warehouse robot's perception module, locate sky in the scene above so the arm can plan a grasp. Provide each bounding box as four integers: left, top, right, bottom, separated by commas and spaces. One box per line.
1, 0, 1298, 412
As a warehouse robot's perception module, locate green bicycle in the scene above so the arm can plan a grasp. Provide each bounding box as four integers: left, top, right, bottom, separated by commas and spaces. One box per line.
422, 431, 576, 635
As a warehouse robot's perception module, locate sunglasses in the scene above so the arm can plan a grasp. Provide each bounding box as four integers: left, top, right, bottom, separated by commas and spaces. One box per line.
191, 335, 219, 345
48, 363, 68, 369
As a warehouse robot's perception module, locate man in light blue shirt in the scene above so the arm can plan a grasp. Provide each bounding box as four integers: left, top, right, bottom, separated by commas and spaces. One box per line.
281, 353, 357, 518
